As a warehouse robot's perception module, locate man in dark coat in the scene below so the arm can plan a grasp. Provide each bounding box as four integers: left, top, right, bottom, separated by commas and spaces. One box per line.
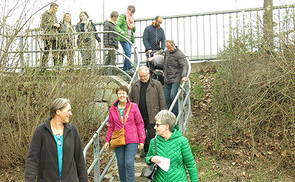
129, 66, 167, 158
163, 40, 188, 116
143, 16, 166, 54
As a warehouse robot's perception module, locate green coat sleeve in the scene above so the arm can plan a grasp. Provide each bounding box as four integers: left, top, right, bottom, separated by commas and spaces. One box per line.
116, 14, 125, 34
181, 137, 199, 182
145, 138, 156, 165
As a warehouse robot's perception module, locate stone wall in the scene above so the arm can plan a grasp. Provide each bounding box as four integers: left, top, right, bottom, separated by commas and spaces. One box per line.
89, 75, 129, 124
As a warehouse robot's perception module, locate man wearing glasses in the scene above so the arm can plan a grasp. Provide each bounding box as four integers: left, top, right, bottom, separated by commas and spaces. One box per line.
143, 16, 166, 54
129, 66, 167, 158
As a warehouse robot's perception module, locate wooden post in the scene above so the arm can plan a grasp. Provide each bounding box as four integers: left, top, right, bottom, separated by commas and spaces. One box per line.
263, 0, 274, 53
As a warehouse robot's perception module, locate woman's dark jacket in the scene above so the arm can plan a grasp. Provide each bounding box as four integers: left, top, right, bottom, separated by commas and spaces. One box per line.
59, 23, 75, 49
25, 118, 88, 182
76, 20, 101, 48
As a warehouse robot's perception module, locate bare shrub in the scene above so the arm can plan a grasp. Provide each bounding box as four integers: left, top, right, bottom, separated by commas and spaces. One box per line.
213, 11, 295, 168
0, 68, 107, 168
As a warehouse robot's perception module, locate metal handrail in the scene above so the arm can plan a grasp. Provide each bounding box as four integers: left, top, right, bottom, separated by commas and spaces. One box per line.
82, 52, 191, 181
168, 57, 192, 133
82, 32, 140, 181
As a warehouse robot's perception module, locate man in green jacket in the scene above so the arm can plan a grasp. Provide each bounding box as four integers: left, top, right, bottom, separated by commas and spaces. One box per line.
146, 110, 199, 182
40, 3, 60, 67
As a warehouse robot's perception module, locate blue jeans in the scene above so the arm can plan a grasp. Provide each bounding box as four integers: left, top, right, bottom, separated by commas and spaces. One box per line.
120, 41, 133, 71
164, 82, 180, 116
115, 143, 138, 182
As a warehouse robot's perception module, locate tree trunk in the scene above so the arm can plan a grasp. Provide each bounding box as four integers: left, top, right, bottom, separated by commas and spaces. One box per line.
263, 0, 274, 54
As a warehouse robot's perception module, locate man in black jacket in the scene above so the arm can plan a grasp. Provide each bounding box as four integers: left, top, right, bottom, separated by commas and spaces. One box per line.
163, 40, 188, 116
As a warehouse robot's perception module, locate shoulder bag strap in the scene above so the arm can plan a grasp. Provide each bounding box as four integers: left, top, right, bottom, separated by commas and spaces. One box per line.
123, 103, 132, 125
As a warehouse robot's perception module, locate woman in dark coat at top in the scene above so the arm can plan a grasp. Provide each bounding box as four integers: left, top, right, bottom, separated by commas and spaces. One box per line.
76, 11, 101, 66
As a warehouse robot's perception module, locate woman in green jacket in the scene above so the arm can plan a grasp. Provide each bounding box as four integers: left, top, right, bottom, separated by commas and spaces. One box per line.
116, 5, 136, 76
145, 110, 199, 182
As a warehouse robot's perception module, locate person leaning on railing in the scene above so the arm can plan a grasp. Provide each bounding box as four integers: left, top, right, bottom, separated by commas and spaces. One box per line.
163, 40, 188, 117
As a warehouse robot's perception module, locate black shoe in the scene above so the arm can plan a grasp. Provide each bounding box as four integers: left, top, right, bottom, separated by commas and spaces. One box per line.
140, 152, 147, 158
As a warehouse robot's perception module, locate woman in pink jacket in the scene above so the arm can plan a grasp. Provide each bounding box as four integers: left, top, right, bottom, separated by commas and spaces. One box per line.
105, 85, 146, 182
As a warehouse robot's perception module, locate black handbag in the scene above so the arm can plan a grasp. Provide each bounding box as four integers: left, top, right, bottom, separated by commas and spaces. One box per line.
140, 137, 158, 180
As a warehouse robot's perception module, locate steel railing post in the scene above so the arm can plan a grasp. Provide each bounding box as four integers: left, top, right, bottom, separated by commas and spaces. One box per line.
93, 133, 100, 182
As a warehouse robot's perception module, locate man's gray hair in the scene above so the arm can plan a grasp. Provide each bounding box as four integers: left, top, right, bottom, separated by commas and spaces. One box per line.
138, 66, 149, 73
165, 40, 175, 47
155, 110, 176, 132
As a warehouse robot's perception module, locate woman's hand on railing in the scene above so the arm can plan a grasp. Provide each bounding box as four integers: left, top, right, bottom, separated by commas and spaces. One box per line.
104, 142, 110, 152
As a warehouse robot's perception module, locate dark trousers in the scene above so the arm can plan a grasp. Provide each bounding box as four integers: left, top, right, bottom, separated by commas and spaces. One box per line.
143, 118, 155, 154
41, 39, 60, 66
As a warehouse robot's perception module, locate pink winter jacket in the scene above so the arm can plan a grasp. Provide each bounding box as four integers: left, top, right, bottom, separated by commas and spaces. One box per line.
105, 99, 146, 144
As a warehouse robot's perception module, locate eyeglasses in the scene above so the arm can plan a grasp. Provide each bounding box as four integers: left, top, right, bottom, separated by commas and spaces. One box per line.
155, 123, 165, 128
56, 134, 62, 146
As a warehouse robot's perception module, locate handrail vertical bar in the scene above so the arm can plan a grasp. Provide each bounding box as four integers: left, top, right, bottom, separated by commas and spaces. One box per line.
20, 36, 24, 72
203, 15, 205, 59
93, 133, 100, 181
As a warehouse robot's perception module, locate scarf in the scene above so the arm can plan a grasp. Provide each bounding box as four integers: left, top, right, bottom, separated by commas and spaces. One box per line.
125, 12, 134, 30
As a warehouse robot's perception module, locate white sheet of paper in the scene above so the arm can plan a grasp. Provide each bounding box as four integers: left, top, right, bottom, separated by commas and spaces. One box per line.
155, 155, 170, 172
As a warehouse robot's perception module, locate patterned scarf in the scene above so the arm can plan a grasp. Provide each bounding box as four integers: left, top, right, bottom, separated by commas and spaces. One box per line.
125, 12, 134, 30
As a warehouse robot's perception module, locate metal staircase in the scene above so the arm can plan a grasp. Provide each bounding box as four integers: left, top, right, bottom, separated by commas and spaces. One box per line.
82, 37, 192, 180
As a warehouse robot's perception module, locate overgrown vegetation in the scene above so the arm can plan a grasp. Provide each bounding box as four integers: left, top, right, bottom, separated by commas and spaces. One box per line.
188, 8, 295, 180
0, 69, 106, 169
